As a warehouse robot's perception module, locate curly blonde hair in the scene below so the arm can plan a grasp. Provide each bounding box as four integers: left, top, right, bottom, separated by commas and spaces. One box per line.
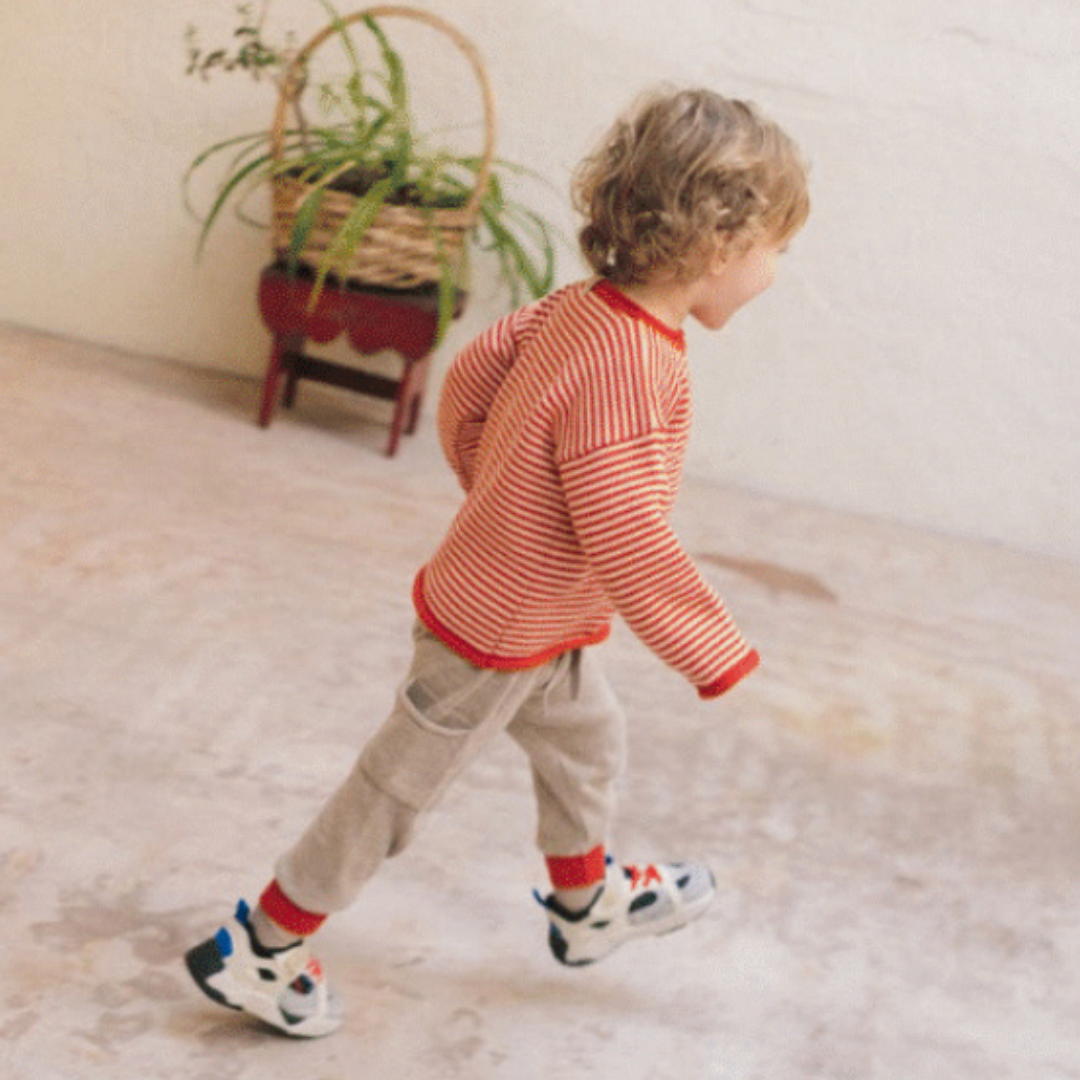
573, 87, 810, 285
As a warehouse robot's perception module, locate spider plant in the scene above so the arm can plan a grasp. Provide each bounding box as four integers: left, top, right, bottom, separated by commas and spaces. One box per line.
184, 4, 557, 338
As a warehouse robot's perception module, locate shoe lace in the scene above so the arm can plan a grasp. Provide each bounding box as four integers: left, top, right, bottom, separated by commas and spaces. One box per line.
625, 863, 663, 890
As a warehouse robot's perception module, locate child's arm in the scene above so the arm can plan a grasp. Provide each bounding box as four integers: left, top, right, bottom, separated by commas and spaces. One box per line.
559, 435, 760, 697
437, 317, 517, 491
437, 305, 539, 491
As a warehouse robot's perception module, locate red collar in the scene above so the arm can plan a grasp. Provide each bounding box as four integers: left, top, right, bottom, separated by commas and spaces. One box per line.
591, 279, 686, 350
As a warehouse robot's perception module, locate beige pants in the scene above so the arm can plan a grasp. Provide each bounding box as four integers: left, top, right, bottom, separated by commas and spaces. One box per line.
275, 622, 627, 915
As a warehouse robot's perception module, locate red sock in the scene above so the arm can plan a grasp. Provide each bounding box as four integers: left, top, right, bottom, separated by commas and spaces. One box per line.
545, 844, 607, 890
258, 880, 328, 938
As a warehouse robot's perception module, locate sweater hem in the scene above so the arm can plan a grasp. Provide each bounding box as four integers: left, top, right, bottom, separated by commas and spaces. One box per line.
413, 570, 612, 671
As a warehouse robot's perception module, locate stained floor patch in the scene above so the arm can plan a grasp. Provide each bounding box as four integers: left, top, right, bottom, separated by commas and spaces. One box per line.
698, 552, 839, 602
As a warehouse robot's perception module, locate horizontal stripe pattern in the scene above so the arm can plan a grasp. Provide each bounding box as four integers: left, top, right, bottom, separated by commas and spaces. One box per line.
417, 279, 759, 696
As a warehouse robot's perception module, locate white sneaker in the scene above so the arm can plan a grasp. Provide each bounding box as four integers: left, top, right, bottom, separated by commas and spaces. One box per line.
536, 858, 716, 966
184, 900, 342, 1037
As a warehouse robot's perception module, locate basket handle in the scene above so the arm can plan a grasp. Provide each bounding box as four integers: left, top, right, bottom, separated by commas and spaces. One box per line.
270, 5, 497, 225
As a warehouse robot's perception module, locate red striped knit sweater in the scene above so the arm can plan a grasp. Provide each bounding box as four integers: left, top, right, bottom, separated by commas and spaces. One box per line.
414, 278, 760, 698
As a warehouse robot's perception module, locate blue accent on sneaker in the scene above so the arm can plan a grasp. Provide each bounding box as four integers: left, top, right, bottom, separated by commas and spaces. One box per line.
214, 926, 234, 958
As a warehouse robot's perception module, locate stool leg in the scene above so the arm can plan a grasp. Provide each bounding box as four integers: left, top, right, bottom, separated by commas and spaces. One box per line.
385, 376, 408, 457
258, 334, 303, 426
258, 335, 287, 427
385, 357, 422, 457
283, 338, 303, 409
405, 356, 430, 435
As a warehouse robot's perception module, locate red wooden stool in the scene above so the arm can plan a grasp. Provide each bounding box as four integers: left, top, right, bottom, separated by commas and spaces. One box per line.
256, 263, 462, 456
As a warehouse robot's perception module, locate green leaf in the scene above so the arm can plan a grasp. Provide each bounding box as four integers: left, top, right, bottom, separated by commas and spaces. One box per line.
426, 209, 459, 344
307, 172, 398, 307
187, 146, 275, 258
287, 184, 327, 264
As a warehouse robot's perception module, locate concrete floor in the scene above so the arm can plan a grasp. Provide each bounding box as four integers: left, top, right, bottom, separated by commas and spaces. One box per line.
2, 320, 1079, 1080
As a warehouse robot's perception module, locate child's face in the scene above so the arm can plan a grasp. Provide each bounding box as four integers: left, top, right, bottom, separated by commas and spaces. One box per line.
688, 238, 784, 330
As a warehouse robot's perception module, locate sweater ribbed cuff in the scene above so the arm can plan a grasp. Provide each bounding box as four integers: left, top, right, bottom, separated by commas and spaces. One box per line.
697, 649, 761, 699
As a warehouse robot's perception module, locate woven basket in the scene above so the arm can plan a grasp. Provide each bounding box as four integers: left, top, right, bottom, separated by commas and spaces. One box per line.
269, 6, 496, 291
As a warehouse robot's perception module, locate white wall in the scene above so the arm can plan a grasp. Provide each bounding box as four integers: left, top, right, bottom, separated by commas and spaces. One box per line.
2, 0, 1078, 562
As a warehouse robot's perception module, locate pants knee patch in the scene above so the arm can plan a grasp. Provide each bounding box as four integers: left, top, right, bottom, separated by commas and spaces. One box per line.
403, 677, 482, 732
358, 689, 477, 812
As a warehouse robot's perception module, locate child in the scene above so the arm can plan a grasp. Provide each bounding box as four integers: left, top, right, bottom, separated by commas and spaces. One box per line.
185, 85, 810, 1037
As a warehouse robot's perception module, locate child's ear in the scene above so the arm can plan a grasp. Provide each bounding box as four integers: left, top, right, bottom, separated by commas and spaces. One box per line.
706, 239, 733, 275
709, 246, 729, 273
711, 231, 755, 273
